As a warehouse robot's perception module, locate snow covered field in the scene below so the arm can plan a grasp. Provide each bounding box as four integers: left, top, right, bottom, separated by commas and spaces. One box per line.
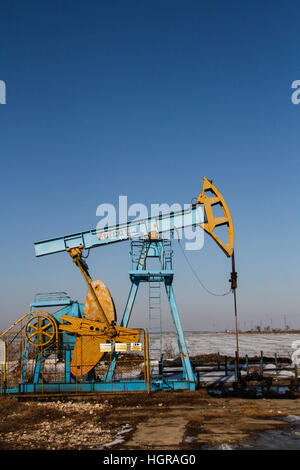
3, 332, 300, 387
160, 332, 300, 358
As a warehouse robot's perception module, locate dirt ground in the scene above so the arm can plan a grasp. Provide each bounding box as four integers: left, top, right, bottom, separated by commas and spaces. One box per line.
0, 390, 299, 451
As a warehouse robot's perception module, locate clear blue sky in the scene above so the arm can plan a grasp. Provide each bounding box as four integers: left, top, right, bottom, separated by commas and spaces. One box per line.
0, 0, 299, 332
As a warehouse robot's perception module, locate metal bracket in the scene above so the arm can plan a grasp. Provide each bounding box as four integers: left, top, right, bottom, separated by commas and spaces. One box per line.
197, 177, 234, 257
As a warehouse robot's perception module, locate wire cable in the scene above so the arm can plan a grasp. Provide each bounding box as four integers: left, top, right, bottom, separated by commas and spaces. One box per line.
177, 237, 232, 297
82, 248, 90, 259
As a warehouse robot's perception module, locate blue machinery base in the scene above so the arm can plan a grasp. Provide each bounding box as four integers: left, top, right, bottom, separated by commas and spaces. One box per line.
4, 379, 195, 396
1, 240, 197, 396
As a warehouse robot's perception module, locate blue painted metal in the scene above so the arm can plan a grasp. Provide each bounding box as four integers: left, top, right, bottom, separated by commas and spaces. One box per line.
26, 199, 205, 393
165, 283, 195, 382
34, 205, 204, 257
30, 292, 73, 308
65, 349, 72, 383
4, 379, 194, 395
20, 340, 29, 385
2, 244, 196, 395
104, 239, 195, 387
4, 202, 201, 395
33, 354, 44, 384
18, 299, 84, 388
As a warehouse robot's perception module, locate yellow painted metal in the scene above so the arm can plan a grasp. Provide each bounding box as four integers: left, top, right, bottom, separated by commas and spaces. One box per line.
0, 310, 41, 338
197, 177, 234, 257
83, 279, 116, 323
24, 311, 58, 347
67, 247, 111, 326
0, 309, 58, 350
65, 246, 142, 376
59, 314, 140, 341
59, 314, 140, 377
71, 336, 104, 377
148, 231, 160, 241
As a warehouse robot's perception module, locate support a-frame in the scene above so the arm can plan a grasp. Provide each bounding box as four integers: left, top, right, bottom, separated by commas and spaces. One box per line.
105, 238, 195, 390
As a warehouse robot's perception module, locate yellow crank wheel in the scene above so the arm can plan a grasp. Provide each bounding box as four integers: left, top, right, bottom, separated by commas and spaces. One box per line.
24, 311, 57, 347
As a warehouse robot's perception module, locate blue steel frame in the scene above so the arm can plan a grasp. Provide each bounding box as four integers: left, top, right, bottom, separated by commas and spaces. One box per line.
104, 239, 195, 390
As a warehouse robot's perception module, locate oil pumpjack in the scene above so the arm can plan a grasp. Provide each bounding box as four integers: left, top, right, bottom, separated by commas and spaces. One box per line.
0, 177, 236, 394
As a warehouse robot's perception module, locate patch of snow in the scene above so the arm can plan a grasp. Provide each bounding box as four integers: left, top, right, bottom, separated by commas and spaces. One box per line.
284, 415, 300, 423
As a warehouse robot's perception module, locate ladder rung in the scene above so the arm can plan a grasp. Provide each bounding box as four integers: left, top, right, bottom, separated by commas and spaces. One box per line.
149, 279, 161, 359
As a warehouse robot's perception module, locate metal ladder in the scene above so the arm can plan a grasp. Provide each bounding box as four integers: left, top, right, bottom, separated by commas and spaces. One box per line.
148, 281, 162, 364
